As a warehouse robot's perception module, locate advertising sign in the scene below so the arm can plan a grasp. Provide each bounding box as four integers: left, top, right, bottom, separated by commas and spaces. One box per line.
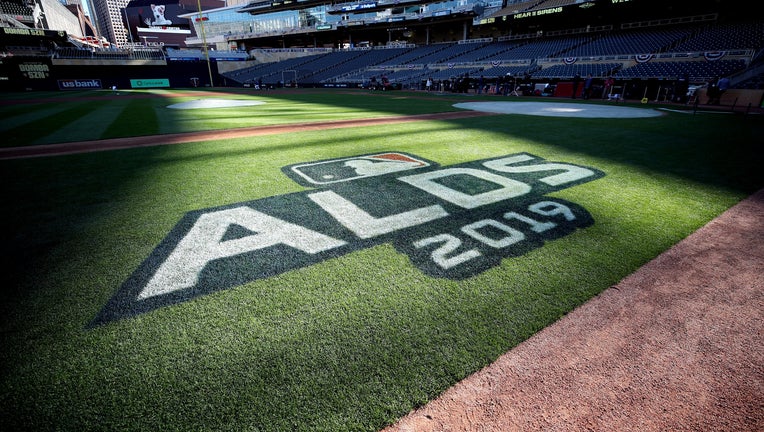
130, 78, 170, 88
58, 79, 103, 90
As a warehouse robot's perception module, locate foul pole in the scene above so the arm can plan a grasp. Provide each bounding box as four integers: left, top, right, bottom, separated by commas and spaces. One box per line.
196, 0, 214, 87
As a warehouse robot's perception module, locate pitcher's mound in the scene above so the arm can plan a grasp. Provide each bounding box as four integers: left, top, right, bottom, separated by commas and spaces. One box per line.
454, 101, 662, 118
168, 99, 266, 109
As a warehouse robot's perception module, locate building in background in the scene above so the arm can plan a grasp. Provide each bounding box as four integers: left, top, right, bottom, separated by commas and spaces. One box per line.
37, 0, 95, 38
122, 0, 221, 48
89, 0, 130, 46
88, 0, 222, 47
0, 0, 98, 43
61, 0, 99, 40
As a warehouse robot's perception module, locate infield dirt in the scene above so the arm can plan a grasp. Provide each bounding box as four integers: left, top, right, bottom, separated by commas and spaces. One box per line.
383, 189, 763, 432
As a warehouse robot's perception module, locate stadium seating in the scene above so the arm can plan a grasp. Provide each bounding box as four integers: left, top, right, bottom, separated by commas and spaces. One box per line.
532, 63, 622, 79
616, 59, 747, 81
673, 22, 764, 51
0, 0, 758, 102
376, 45, 445, 66
0, 1, 32, 17
485, 36, 590, 61
305, 48, 410, 82
445, 41, 519, 63
409, 42, 484, 65
565, 27, 695, 57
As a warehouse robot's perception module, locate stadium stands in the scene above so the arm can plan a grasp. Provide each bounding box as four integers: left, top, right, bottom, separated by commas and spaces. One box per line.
616, 59, 747, 81
444, 41, 517, 63
2, 0, 762, 97
376, 45, 445, 66
533, 63, 622, 79
487, 35, 590, 61
217, 18, 762, 91
54, 46, 167, 60
673, 22, 764, 51
0, 1, 32, 17
565, 27, 695, 57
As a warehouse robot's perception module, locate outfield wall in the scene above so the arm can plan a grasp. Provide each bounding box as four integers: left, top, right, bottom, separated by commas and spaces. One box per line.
0, 57, 224, 91
693, 88, 764, 109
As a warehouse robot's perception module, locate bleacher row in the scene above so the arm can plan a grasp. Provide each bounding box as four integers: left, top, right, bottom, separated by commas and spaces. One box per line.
165, 48, 250, 60
222, 22, 764, 88
0, 1, 32, 17
52, 47, 167, 60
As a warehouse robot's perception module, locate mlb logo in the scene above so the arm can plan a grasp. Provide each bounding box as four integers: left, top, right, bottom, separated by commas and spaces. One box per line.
286, 152, 431, 186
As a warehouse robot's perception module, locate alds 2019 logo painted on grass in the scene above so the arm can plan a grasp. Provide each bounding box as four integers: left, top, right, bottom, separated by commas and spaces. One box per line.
92, 152, 604, 325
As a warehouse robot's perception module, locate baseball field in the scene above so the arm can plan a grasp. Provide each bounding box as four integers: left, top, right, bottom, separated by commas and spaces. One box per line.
0, 88, 762, 431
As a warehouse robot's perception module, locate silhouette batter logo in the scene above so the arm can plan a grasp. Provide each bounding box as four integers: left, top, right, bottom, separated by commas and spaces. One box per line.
92, 152, 604, 326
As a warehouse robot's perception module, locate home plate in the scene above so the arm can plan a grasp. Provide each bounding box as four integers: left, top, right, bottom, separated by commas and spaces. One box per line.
167, 99, 266, 109
453, 101, 662, 118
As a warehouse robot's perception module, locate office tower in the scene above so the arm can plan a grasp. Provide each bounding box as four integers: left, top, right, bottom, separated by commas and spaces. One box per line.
89, 0, 129, 46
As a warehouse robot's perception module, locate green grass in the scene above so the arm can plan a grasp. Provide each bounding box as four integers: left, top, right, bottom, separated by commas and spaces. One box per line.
0, 88, 460, 145
1, 89, 762, 431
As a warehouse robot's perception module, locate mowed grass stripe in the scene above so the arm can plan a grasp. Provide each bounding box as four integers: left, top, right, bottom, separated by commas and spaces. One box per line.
0, 102, 77, 140
0, 102, 66, 130
2, 100, 115, 147
33, 99, 128, 145
101, 98, 161, 140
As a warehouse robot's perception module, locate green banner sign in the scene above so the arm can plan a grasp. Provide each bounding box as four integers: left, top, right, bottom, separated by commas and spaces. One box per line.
130, 79, 170, 88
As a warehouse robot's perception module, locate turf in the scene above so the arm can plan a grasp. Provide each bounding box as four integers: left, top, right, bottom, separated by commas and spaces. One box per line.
0, 89, 460, 145
0, 89, 762, 431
